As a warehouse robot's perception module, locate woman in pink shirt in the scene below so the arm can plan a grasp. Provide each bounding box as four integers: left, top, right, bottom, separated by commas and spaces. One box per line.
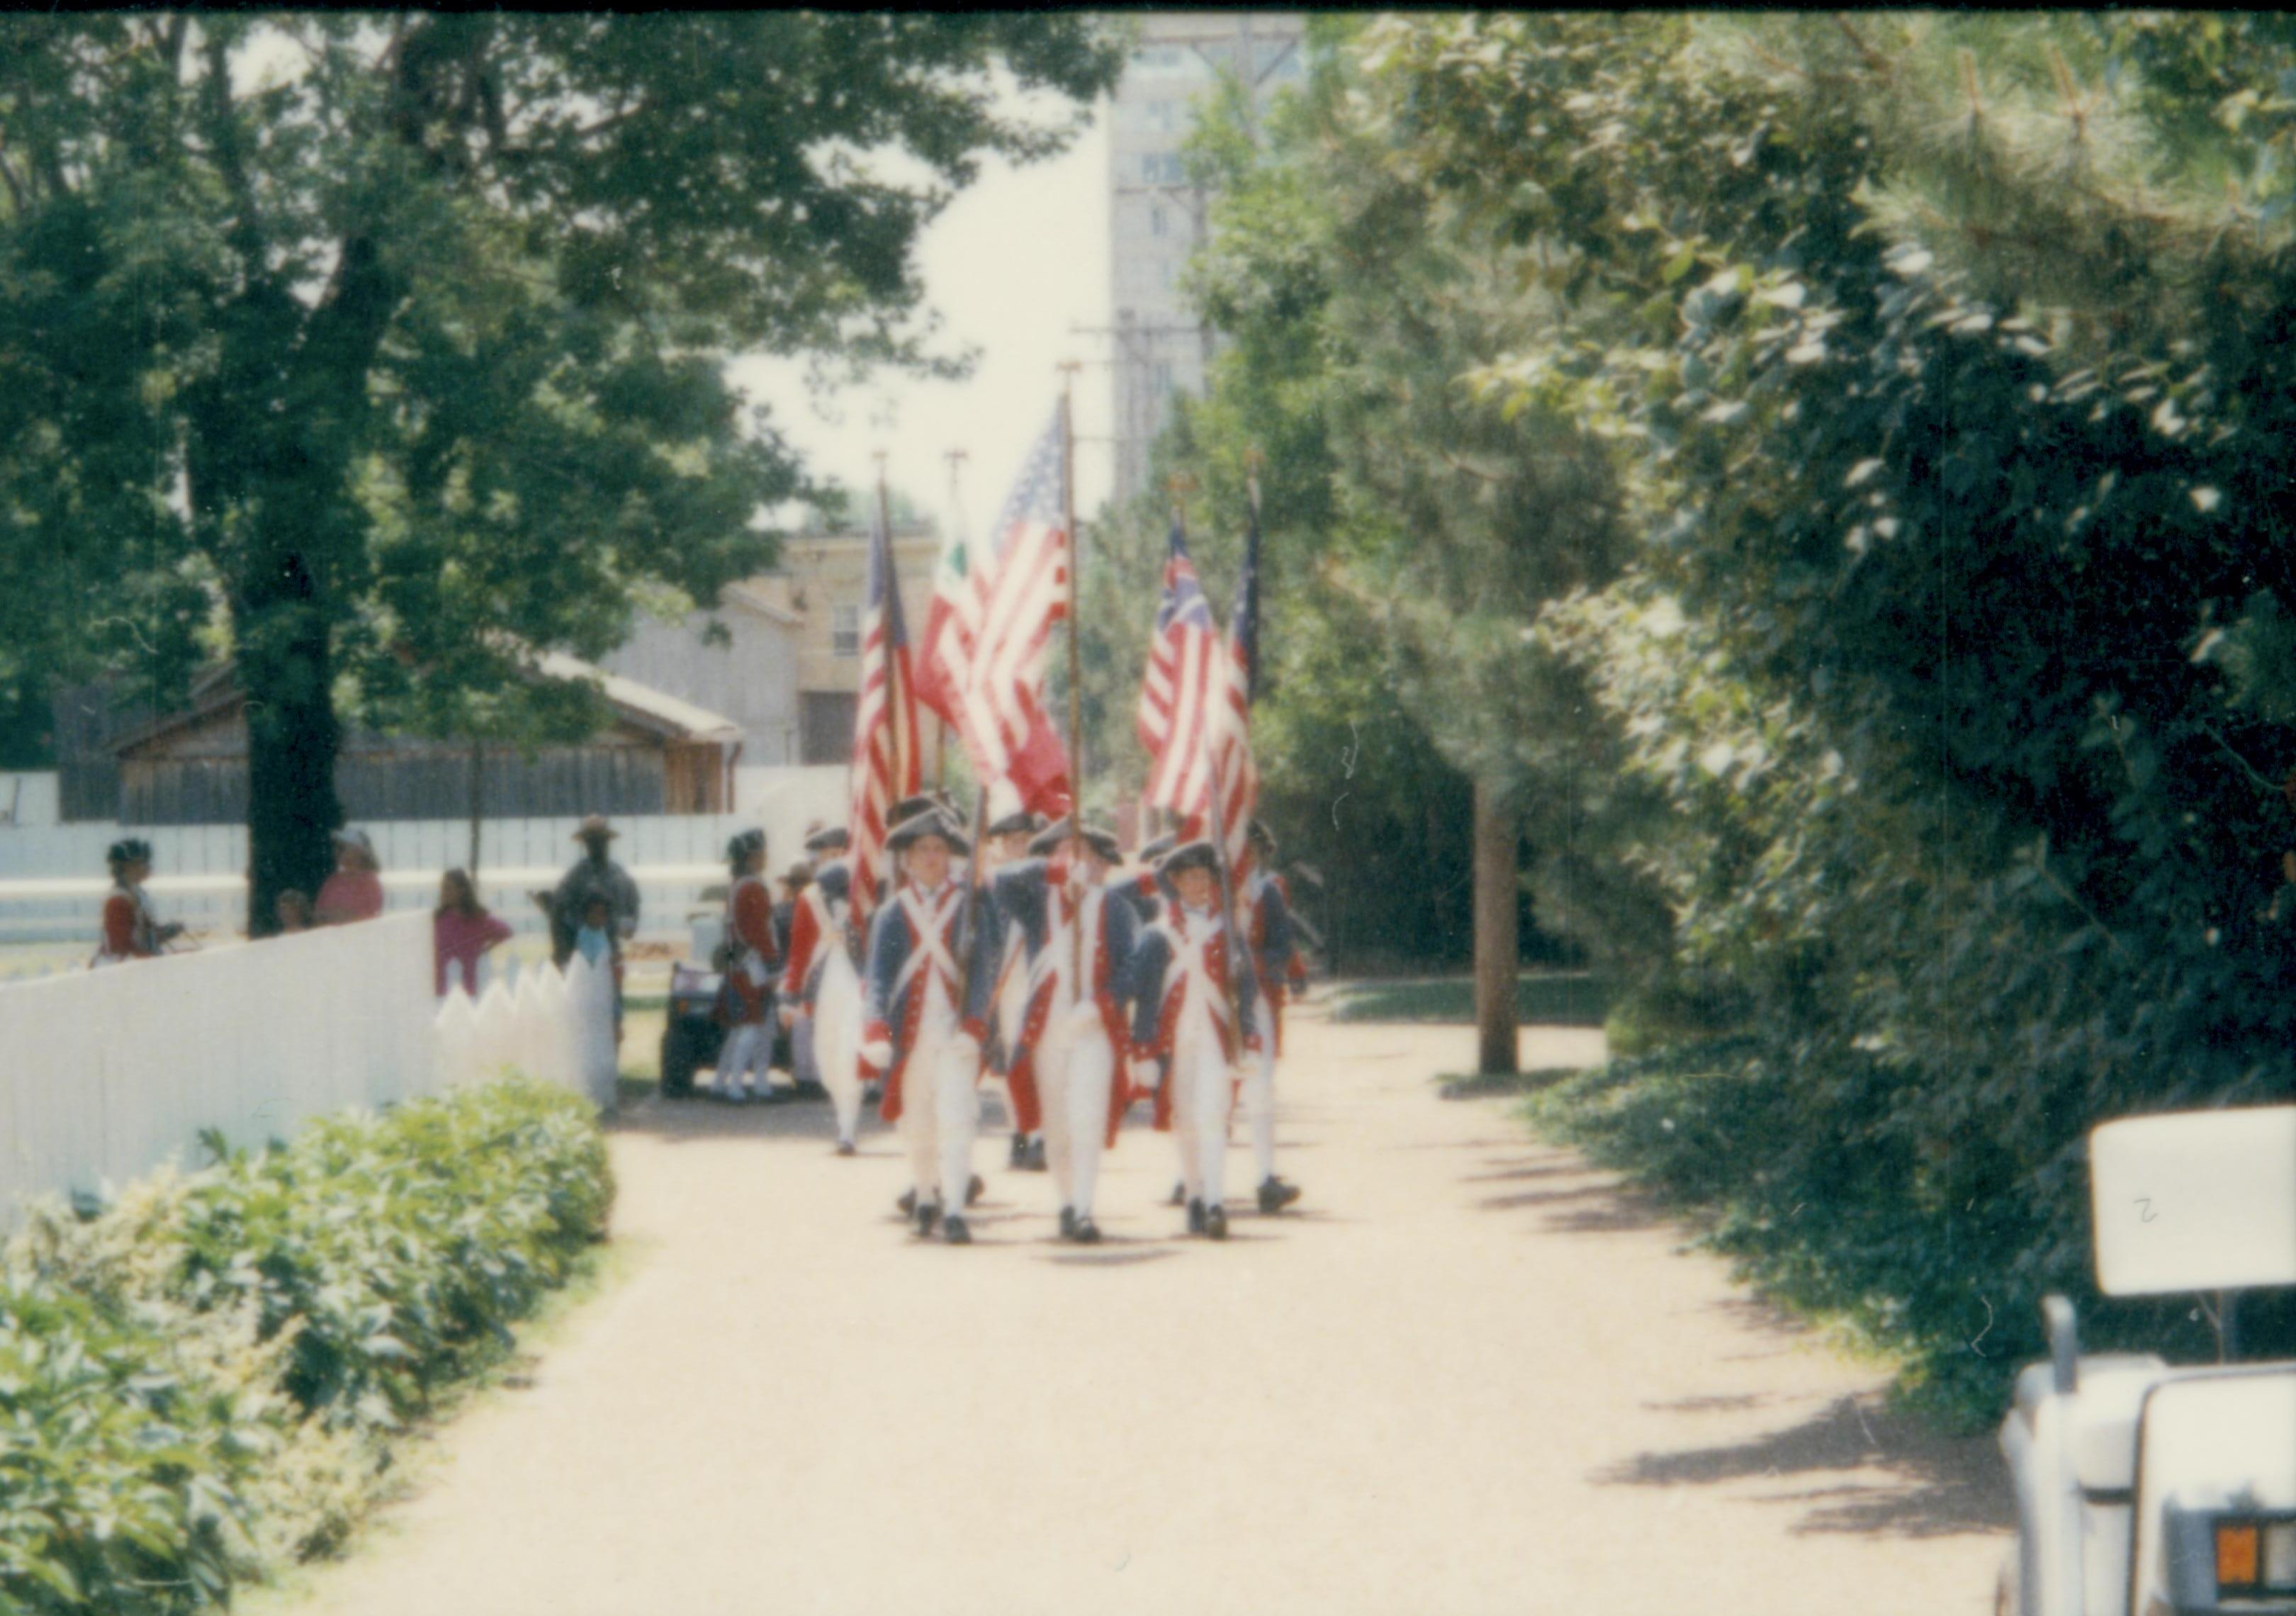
434, 868, 514, 997
315, 828, 386, 925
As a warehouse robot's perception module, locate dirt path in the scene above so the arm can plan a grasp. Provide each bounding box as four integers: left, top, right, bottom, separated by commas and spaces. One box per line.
276, 1005, 2010, 1615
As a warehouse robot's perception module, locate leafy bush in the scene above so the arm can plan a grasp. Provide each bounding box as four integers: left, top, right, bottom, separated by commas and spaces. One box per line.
0, 1077, 611, 1612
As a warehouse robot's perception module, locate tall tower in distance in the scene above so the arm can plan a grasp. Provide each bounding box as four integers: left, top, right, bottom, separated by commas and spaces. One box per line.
1105, 12, 1305, 508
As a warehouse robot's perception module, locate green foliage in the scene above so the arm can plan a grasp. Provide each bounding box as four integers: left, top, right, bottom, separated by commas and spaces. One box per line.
0, 16, 1122, 923
0, 1076, 611, 1612
1154, 11, 2296, 1420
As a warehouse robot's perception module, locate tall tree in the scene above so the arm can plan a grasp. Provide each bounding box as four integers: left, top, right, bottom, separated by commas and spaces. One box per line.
0, 14, 1121, 926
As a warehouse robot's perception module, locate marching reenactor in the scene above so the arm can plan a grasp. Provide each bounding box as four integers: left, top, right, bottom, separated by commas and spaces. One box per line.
1127, 838, 1263, 1240
1239, 819, 1306, 1215
716, 829, 784, 1103
991, 819, 1139, 1243
1120, 831, 1186, 1208
860, 807, 999, 1245
783, 825, 865, 1152
981, 799, 1049, 1173
91, 838, 180, 966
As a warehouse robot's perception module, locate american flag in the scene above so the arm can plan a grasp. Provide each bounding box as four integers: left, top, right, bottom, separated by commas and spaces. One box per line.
1136, 517, 1255, 871
945, 408, 1072, 815
848, 495, 921, 924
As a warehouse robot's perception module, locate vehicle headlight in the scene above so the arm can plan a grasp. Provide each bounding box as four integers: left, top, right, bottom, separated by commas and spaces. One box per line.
2217, 1520, 2259, 1590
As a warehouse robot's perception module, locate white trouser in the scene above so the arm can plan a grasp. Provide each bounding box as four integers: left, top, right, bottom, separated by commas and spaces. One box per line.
1241, 990, 1278, 1183
1170, 1019, 1234, 1211
896, 1019, 980, 1210
815, 950, 865, 1147
1037, 1002, 1115, 1220
719, 1021, 772, 1094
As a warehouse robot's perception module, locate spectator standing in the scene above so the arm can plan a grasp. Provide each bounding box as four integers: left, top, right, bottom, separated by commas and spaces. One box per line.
315, 828, 385, 924
434, 868, 514, 997
549, 814, 638, 966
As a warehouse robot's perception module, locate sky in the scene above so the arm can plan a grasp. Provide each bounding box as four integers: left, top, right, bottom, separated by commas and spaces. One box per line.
728, 108, 1115, 538
232, 27, 1120, 542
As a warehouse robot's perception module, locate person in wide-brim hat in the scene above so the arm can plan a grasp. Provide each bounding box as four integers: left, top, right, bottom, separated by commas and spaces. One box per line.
574, 813, 619, 842
887, 806, 970, 857
1155, 838, 1222, 878
803, 824, 850, 856
1028, 819, 1122, 867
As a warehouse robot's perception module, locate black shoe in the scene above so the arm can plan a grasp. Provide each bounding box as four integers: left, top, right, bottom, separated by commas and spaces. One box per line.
835, 1140, 857, 1157
862, 1082, 882, 1105
1008, 1133, 1029, 1169
943, 1214, 972, 1246
1168, 1182, 1188, 1208
1072, 1217, 1102, 1245
793, 1080, 828, 1101
1258, 1177, 1302, 1215
1023, 1138, 1048, 1172
1204, 1204, 1228, 1241
916, 1200, 941, 1236
1059, 1206, 1078, 1240
966, 1173, 985, 1206
1186, 1197, 1206, 1236
897, 1188, 917, 1217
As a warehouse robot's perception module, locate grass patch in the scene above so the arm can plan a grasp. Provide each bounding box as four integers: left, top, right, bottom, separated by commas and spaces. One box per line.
1436, 1067, 1582, 1099
1331, 972, 1612, 1026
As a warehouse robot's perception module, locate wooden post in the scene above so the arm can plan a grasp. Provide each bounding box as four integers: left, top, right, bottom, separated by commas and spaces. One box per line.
1473, 777, 1519, 1076
1059, 365, 1086, 983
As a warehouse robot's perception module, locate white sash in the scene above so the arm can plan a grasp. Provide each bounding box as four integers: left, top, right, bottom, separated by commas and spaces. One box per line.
891, 882, 965, 1016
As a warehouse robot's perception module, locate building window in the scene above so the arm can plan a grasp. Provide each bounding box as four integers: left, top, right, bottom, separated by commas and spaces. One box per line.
831, 604, 861, 657
1153, 361, 1176, 396
1149, 99, 1176, 132
800, 692, 858, 765
1150, 203, 1167, 237
1141, 152, 1185, 186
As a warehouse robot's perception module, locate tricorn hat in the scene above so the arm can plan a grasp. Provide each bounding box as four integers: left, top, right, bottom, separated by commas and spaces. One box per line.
574, 814, 617, 841
987, 808, 1043, 840
106, 838, 138, 867
1029, 820, 1121, 865
1137, 833, 1177, 865
888, 807, 970, 857
783, 860, 814, 887
804, 824, 850, 854
726, 828, 765, 865
1157, 838, 1220, 877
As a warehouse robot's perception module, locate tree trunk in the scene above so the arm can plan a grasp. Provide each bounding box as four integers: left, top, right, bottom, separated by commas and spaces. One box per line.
1473, 776, 1519, 1076
239, 552, 344, 936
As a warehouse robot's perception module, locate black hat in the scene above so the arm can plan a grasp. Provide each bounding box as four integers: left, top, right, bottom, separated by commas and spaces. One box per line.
889, 793, 944, 827
986, 809, 1040, 839
888, 807, 970, 857
726, 829, 765, 864
1137, 833, 1176, 865
804, 825, 850, 855
106, 839, 137, 866
1157, 838, 1220, 877
1028, 820, 1121, 865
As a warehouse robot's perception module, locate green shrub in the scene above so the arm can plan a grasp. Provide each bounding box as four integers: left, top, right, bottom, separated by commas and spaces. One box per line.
0, 1077, 612, 1611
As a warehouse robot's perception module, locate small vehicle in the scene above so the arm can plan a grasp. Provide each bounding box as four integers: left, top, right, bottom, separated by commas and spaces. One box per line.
1999, 1104, 2296, 1615
656, 907, 789, 1099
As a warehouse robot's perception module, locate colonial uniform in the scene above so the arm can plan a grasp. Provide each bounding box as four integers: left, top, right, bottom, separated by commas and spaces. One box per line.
981, 805, 1048, 1172
1239, 823, 1307, 1213
1128, 841, 1263, 1240
862, 810, 998, 1242
783, 834, 865, 1152
716, 831, 782, 1101
991, 823, 1138, 1242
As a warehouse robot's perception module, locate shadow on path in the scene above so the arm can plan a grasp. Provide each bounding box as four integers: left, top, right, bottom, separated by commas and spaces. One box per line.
1595, 1392, 2013, 1539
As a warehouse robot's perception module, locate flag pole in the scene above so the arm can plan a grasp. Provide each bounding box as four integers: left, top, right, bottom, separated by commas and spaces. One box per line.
938, 447, 967, 792
1059, 364, 1085, 984
874, 452, 901, 916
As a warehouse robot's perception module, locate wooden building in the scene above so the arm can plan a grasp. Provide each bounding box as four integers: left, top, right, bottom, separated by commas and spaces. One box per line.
103, 656, 741, 825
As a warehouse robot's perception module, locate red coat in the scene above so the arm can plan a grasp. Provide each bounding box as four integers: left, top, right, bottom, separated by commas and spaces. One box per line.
722, 875, 779, 1026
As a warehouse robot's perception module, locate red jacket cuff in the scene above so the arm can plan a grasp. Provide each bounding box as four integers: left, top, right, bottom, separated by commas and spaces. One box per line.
864, 1020, 891, 1045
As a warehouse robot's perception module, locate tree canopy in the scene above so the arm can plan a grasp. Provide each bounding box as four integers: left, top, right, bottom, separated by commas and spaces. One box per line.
0, 13, 1122, 920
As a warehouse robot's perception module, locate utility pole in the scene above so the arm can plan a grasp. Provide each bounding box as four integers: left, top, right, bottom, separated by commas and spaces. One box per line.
1473, 780, 1521, 1076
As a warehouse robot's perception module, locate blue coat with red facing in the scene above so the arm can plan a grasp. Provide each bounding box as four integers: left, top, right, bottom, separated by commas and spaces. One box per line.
862, 879, 999, 1123
1239, 866, 1307, 1056
991, 858, 1142, 1147
1127, 899, 1263, 1131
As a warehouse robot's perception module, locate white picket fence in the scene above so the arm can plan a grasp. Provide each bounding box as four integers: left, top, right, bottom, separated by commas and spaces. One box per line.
0, 767, 845, 948
0, 911, 619, 1219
